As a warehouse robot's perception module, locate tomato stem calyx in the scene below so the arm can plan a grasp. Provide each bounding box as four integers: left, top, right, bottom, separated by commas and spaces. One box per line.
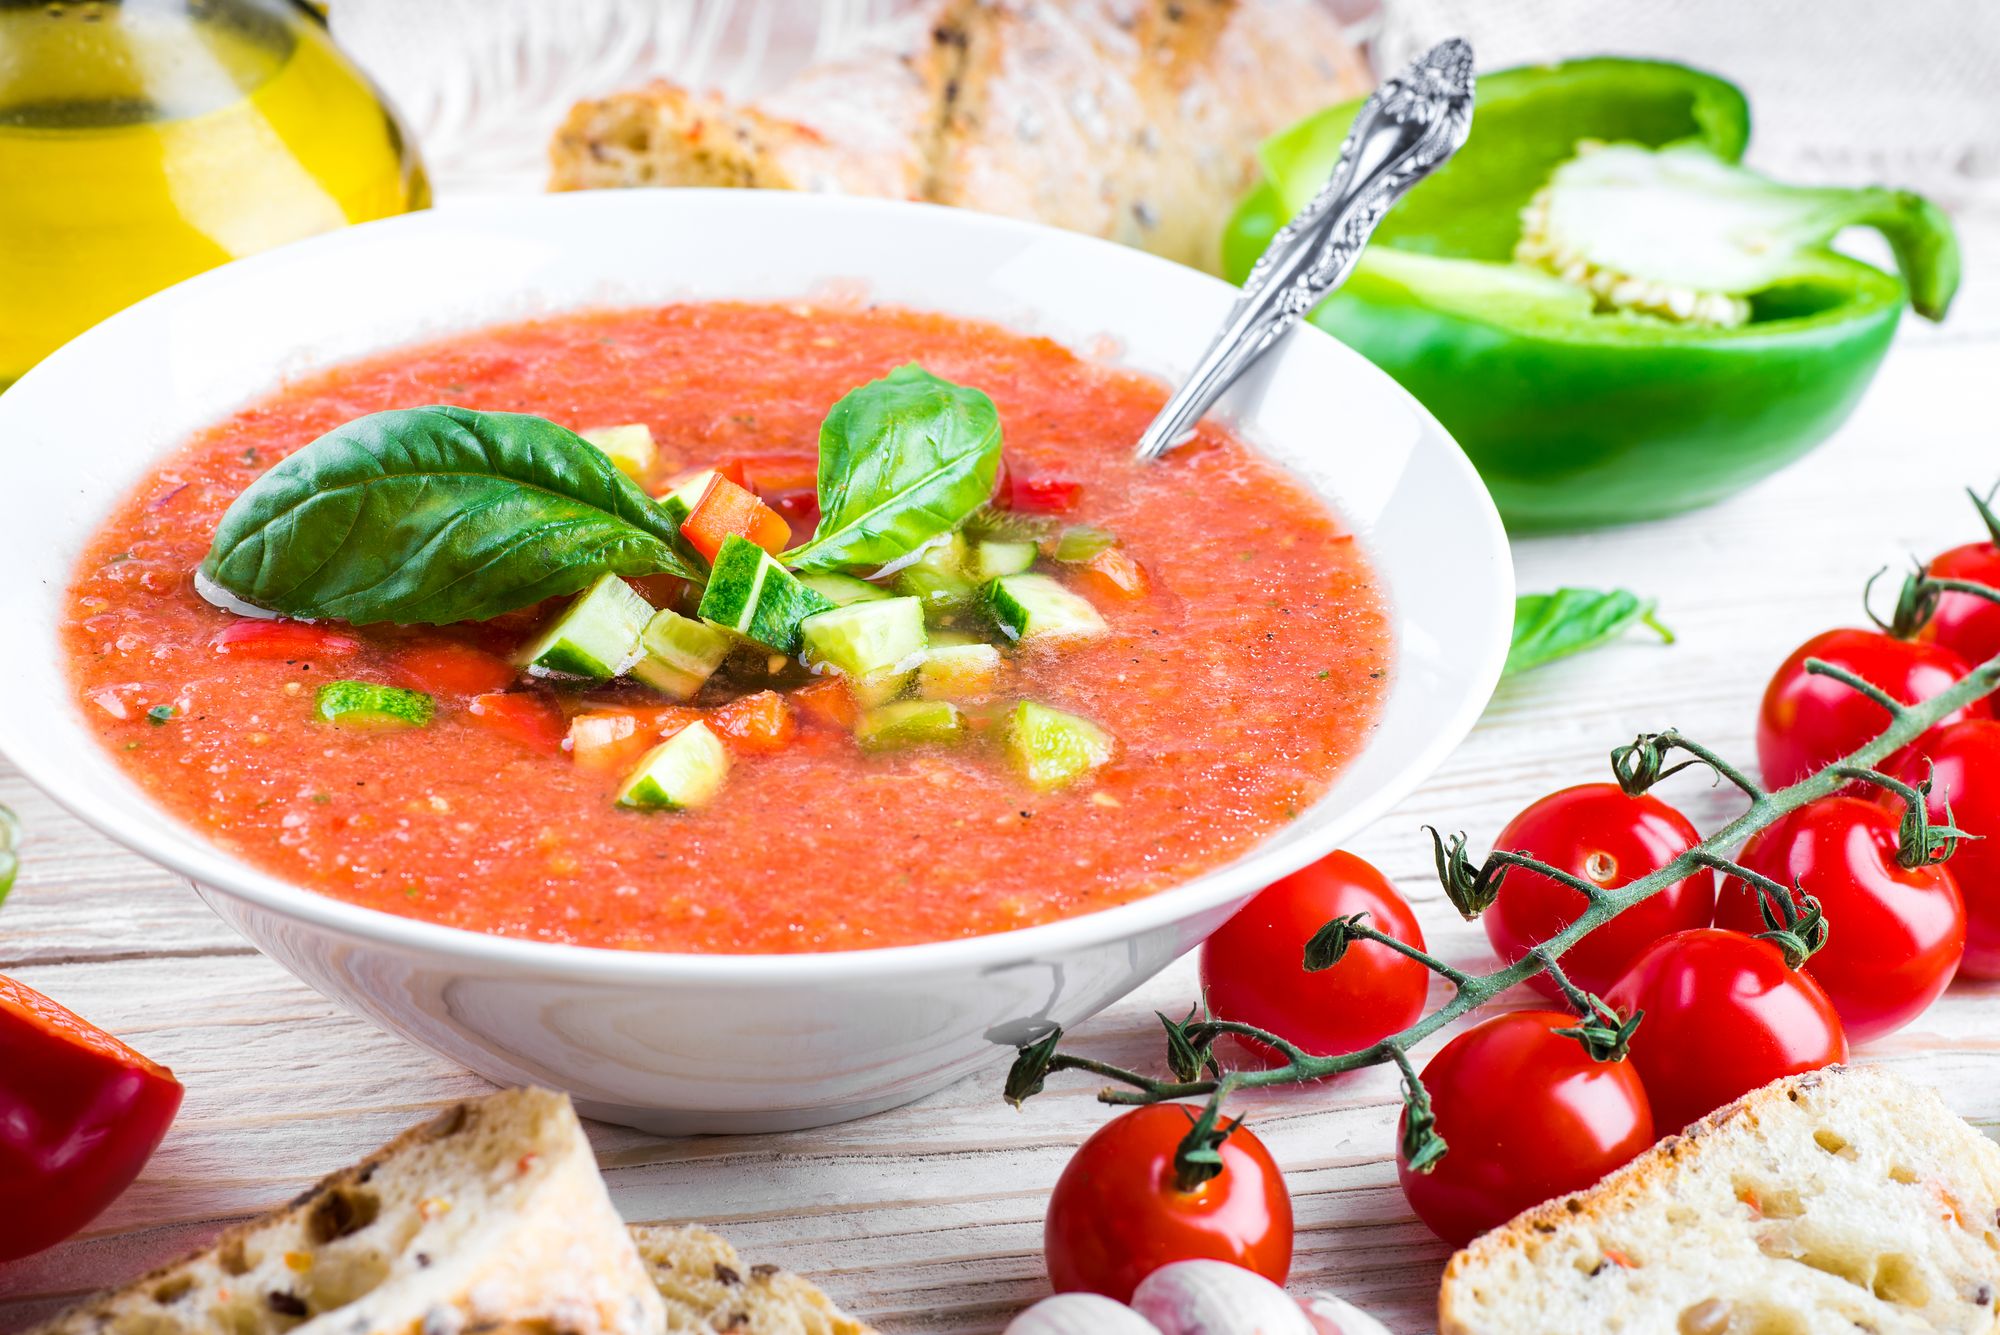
1171, 1096, 1244, 1192
1833, 763, 1974, 868
1612, 729, 1766, 801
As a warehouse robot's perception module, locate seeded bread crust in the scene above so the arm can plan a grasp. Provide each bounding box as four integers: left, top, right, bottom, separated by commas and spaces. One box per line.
546, 0, 1369, 272
1439, 1066, 2000, 1335
631, 1225, 874, 1335
28, 1088, 664, 1335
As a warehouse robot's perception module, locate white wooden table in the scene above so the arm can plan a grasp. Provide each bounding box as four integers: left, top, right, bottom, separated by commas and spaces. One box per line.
2, 207, 1996, 1333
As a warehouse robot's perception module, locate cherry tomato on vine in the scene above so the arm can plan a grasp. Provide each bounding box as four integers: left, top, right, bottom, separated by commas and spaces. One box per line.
1605, 928, 1847, 1133
1893, 719, 2000, 978
1397, 1010, 1653, 1247
1714, 796, 1965, 1043
1918, 492, 2000, 667
1481, 784, 1714, 999
1755, 628, 1989, 788
1044, 1103, 1292, 1303
1199, 851, 1430, 1067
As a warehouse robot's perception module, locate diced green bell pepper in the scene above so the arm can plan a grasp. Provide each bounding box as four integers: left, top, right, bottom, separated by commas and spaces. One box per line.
1222, 58, 1960, 531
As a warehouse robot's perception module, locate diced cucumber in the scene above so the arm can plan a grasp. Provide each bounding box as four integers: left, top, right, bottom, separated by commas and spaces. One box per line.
918, 643, 1003, 702
696, 534, 836, 653
1006, 700, 1114, 791
615, 721, 729, 811
856, 700, 965, 752
629, 608, 732, 701
1052, 525, 1117, 563
800, 597, 928, 679
658, 468, 721, 526
517, 574, 653, 679
853, 669, 913, 708
798, 571, 892, 607
579, 423, 657, 482
925, 629, 985, 648
971, 539, 1038, 580
314, 680, 434, 729
985, 573, 1106, 642
895, 563, 977, 613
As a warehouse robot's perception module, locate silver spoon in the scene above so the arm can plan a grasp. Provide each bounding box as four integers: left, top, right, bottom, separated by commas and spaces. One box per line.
1134, 37, 1477, 461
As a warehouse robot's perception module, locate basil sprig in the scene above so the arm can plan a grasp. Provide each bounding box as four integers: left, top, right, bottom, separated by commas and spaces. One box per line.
787, 364, 1003, 572
201, 406, 699, 625
1506, 588, 1674, 676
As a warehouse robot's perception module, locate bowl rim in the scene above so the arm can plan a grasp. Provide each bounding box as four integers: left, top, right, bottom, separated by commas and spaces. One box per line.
0, 188, 1511, 985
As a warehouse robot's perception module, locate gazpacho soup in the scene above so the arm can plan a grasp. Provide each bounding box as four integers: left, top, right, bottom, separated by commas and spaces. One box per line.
64, 303, 1390, 953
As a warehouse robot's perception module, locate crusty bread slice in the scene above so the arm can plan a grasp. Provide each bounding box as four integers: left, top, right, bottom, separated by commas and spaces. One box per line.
631, 1224, 875, 1335
31, 1087, 664, 1335
1439, 1066, 2000, 1335
547, 0, 1369, 273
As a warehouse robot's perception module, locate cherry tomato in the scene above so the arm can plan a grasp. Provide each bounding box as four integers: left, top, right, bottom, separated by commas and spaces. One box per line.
1199, 851, 1430, 1068
1481, 784, 1714, 999
1606, 928, 1848, 1133
1, 974, 184, 1262
1756, 628, 1989, 787
1398, 1010, 1653, 1247
1045, 1104, 1292, 1303
1919, 536, 2000, 667
209, 618, 359, 661
1715, 796, 1965, 1043
1895, 720, 2000, 977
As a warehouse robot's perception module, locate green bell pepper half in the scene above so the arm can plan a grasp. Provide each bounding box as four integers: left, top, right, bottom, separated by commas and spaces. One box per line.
1223, 58, 1960, 531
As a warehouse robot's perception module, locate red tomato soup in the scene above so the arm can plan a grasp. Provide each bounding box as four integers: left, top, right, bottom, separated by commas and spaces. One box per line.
63, 303, 1390, 953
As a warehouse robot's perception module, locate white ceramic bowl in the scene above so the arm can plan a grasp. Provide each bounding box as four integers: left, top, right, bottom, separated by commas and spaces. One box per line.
0, 191, 1511, 1133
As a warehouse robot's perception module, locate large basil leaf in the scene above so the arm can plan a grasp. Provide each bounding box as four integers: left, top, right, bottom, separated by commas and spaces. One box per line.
787, 365, 1003, 572
201, 406, 698, 625
1506, 588, 1674, 676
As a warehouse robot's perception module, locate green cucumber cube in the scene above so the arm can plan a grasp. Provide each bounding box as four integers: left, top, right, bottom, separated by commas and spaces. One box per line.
629, 608, 733, 701
917, 643, 1003, 701
1052, 525, 1117, 563
856, 700, 965, 752
696, 534, 836, 653
658, 468, 721, 526
800, 597, 928, 679
579, 423, 657, 482
314, 680, 434, 729
1006, 700, 1114, 791
892, 534, 976, 611
517, 574, 653, 679
985, 574, 1106, 643
616, 721, 730, 811
798, 571, 892, 607
970, 539, 1038, 580
852, 669, 913, 708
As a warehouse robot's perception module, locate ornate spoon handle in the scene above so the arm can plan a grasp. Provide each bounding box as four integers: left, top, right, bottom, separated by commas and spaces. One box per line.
1134, 38, 1476, 461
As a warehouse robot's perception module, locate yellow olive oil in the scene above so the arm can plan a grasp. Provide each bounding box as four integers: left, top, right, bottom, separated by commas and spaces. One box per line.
0, 0, 428, 388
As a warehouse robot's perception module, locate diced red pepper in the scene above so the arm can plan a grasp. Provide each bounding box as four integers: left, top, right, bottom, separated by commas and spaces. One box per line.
467, 692, 569, 753
1003, 472, 1084, 513
210, 618, 360, 661
1072, 548, 1152, 603
0, 974, 184, 1263
395, 642, 519, 697
681, 476, 792, 561
709, 690, 797, 753
721, 452, 818, 495
792, 677, 859, 730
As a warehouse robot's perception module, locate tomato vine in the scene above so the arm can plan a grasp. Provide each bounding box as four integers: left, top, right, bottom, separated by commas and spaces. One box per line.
1003, 561, 2000, 1179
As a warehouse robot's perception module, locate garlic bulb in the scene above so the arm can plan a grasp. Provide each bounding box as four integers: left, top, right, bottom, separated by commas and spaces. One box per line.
1004, 1293, 1163, 1333
1129, 1260, 1316, 1335
1298, 1292, 1395, 1335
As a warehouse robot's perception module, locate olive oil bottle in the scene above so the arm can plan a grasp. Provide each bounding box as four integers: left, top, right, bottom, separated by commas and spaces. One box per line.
0, 0, 428, 389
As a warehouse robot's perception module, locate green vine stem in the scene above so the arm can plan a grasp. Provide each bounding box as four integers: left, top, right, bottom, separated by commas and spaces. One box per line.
1004, 565, 2000, 1168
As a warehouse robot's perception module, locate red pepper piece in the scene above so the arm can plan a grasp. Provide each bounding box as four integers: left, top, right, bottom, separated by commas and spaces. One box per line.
709, 690, 798, 753
210, 619, 360, 661
1005, 473, 1084, 513
0, 975, 184, 1262
681, 476, 792, 561
395, 642, 519, 697
466, 692, 569, 752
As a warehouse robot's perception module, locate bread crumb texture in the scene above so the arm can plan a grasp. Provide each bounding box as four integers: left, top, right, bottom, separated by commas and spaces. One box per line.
28, 1087, 664, 1335
1440, 1067, 2000, 1334
632, 1224, 875, 1334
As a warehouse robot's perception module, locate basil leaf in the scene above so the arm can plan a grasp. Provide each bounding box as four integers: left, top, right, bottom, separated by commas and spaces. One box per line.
201, 406, 698, 625
0, 802, 17, 908
787, 365, 1003, 572
1506, 588, 1674, 676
